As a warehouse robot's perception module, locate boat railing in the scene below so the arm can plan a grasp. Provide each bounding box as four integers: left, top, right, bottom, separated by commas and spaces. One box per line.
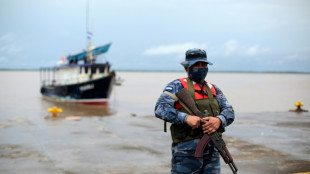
40, 67, 55, 86
40, 67, 79, 86
40, 66, 110, 86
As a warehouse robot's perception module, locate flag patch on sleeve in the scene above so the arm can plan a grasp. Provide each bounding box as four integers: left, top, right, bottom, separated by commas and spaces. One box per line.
165, 87, 173, 92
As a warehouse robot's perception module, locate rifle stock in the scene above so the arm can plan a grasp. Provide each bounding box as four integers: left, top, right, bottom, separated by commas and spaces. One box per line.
175, 88, 238, 174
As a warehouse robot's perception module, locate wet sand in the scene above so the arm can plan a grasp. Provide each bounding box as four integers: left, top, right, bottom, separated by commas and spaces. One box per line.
1, 109, 310, 174
1, 71, 310, 174
224, 136, 310, 174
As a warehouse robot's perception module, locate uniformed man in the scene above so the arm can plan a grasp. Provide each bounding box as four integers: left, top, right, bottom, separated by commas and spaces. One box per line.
154, 48, 235, 174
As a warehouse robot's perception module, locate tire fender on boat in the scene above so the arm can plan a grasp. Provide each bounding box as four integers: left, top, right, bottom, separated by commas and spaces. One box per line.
40, 87, 46, 94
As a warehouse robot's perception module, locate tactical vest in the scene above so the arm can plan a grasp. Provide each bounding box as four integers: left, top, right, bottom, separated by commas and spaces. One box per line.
170, 77, 220, 143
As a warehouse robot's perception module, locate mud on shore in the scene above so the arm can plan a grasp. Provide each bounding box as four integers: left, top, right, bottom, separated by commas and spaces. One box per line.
1, 136, 309, 174
224, 136, 310, 174
1, 113, 309, 174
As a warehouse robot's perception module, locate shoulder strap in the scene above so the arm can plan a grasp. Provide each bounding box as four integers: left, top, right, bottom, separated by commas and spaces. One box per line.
164, 91, 178, 100
164, 91, 194, 115
203, 82, 215, 99
186, 78, 196, 99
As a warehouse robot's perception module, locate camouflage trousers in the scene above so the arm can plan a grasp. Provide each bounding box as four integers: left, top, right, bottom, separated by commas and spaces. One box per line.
171, 151, 220, 174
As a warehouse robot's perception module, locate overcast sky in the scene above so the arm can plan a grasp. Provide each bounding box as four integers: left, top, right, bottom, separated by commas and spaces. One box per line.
1, 0, 310, 72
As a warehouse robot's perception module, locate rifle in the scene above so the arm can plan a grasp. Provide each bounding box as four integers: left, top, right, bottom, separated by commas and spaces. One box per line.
175, 88, 238, 174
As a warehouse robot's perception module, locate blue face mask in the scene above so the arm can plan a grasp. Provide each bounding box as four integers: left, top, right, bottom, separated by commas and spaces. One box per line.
189, 68, 208, 83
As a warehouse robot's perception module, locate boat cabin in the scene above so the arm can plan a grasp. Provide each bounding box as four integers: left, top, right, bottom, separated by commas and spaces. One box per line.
40, 63, 111, 87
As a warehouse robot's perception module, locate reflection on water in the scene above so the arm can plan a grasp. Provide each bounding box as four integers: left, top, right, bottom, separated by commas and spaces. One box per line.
41, 98, 115, 117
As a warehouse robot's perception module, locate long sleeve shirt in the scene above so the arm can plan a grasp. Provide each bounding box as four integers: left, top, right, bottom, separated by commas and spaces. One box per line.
154, 78, 235, 156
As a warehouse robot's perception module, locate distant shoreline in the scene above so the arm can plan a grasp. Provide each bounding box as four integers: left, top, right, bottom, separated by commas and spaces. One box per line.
1, 68, 309, 74
115, 69, 310, 74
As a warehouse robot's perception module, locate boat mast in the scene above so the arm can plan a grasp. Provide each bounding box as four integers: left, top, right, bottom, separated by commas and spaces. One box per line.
86, 0, 94, 63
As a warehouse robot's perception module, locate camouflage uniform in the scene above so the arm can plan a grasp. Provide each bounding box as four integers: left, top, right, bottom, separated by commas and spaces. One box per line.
172, 150, 220, 174
154, 79, 234, 174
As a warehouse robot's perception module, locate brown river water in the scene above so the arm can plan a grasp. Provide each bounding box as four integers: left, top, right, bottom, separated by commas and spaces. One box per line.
0, 71, 309, 174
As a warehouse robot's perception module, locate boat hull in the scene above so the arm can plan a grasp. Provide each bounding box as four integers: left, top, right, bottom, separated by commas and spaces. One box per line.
41, 75, 114, 105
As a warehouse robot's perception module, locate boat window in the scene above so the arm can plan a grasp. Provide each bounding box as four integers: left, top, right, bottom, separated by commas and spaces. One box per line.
80, 67, 82, 74
85, 66, 88, 74
99, 66, 105, 73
